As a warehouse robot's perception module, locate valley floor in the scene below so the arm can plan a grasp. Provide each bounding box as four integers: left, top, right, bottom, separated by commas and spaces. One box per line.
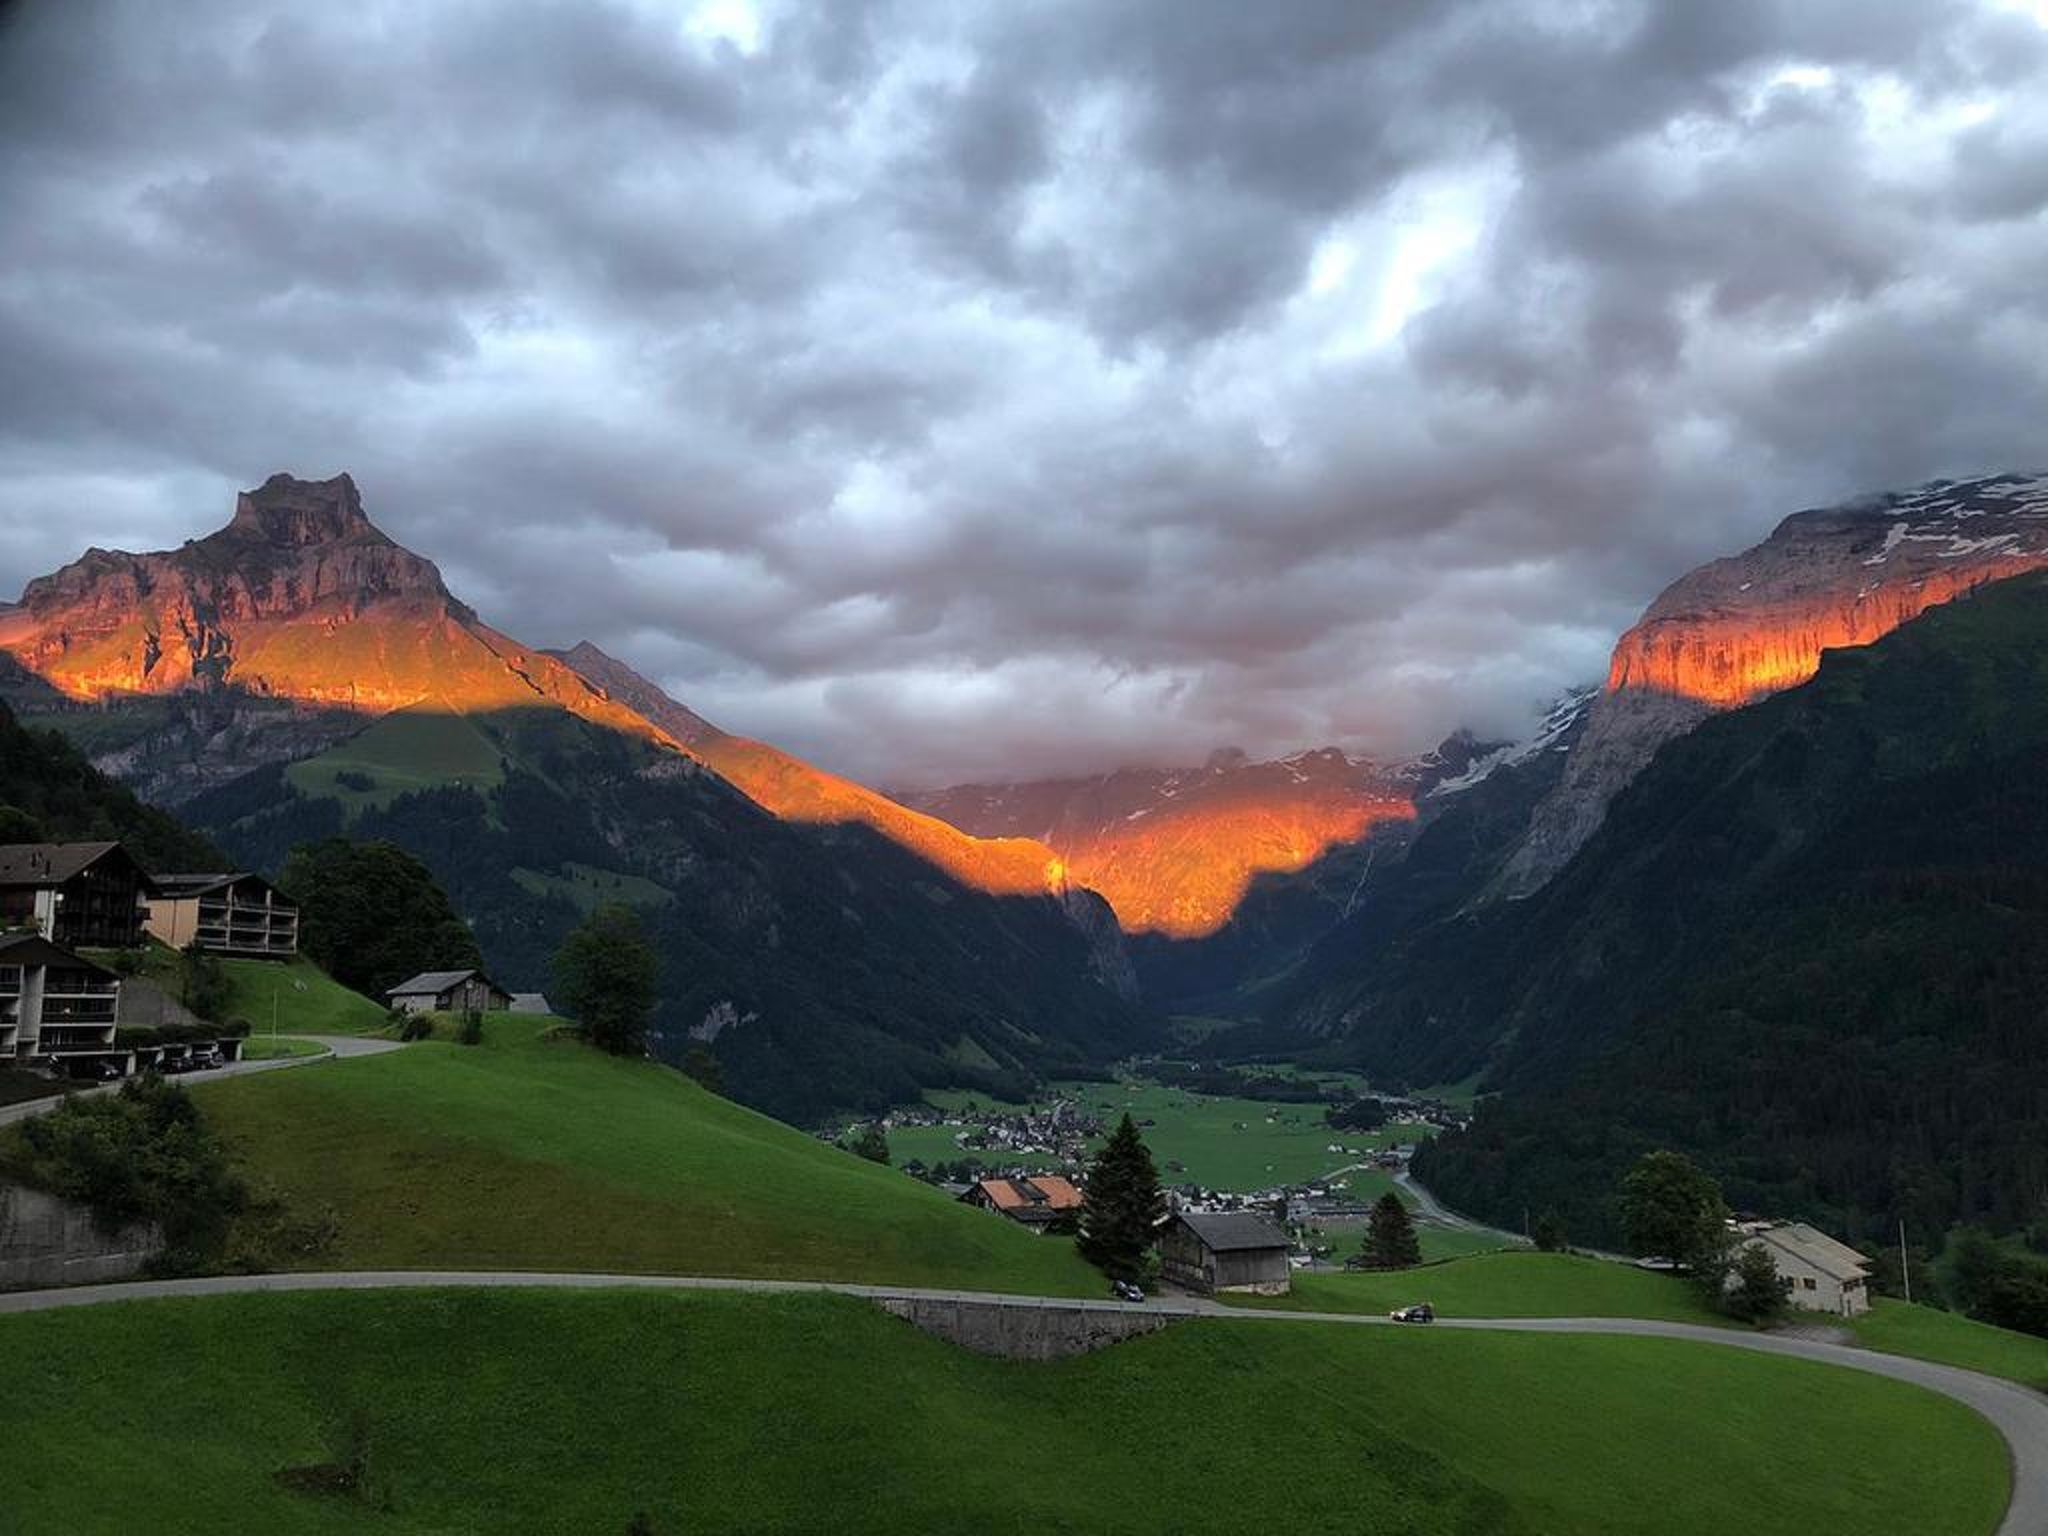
0, 1287, 2014, 1536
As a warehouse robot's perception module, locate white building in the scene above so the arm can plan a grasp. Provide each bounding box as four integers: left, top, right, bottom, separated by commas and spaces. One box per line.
1738, 1222, 1872, 1317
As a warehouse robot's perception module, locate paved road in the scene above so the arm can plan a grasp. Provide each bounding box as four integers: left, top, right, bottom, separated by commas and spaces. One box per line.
0, 1269, 2040, 1534
0, 1034, 400, 1128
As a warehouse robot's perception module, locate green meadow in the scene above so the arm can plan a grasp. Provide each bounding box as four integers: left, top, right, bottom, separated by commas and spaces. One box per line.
0, 1289, 2008, 1536
194, 1017, 1100, 1295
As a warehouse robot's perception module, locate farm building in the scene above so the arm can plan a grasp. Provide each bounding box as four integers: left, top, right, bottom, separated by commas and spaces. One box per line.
1159, 1210, 1292, 1296
145, 873, 300, 958
962, 1175, 1084, 1232
387, 969, 513, 1016
0, 842, 152, 949
1736, 1222, 1872, 1317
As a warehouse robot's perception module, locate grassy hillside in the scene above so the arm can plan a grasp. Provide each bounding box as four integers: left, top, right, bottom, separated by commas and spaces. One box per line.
109, 942, 389, 1035
1851, 1298, 2048, 1391
196, 1018, 1101, 1294
282, 704, 508, 813
0, 1289, 2007, 1536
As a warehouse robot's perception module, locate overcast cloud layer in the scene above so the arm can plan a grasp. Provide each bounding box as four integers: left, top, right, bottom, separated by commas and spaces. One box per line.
3, 0, 2046, 786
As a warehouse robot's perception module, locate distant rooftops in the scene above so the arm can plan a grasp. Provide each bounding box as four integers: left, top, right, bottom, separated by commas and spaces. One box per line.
150, 872, 275, 898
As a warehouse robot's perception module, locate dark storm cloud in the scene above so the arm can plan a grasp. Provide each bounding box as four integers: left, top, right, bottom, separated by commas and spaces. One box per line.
2, 0, 2045, 786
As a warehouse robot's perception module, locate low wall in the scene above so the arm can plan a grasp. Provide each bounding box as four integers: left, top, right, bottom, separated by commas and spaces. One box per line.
0, 1181, 163, 1291
875, 1296, 1179, 1360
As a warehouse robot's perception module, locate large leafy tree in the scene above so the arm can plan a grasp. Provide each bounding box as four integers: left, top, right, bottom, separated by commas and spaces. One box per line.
280, 838, 480, 998
1618, 1150, 1730, 1268
1077, 1113, 1163, 1282
553, 902, 658, 1057
1360, 1191, 1422, 1270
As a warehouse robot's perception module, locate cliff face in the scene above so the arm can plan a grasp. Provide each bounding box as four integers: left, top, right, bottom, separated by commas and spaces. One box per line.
906, 749, 1418, 939
1498, 471, 2048, 896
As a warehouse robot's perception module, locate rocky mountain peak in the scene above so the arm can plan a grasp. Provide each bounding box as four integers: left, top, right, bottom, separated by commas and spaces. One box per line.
222, 472, 382, 548
1496, 471, 2048, 897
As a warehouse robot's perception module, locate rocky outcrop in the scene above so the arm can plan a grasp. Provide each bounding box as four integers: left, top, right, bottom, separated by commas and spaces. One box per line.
1498, 472, 2048, 896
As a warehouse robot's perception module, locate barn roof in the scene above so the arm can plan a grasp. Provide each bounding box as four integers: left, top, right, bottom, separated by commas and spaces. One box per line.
1754, 1223, 1869, 1282
388, 968, 494, 998
1174, 1210, 1289, 1253
151, 871, 288, 900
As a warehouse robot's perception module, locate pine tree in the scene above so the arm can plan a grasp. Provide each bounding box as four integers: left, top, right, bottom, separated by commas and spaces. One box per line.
1077, 1114, 1164, 1282
1531, 1208, 1567, 1252
1361, 1191, 1423, 1270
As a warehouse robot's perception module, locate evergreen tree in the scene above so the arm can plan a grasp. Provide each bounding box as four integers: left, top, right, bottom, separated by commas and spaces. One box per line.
1077, 1114, 1164, 1282
1361, 1191, 1423, 1270
177, 941, 230, 1021
1531, 1208, 1567, 1253
553, 902, 658, 1057
1724, 1242, 1790, 1324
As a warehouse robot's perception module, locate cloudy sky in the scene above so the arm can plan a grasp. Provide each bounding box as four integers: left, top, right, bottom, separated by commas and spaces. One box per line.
3, 0, 2046, 786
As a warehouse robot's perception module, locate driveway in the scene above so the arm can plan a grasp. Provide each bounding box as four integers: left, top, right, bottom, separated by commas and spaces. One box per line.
0, 1269, 2040, 1535
0, 1034, 401, 1128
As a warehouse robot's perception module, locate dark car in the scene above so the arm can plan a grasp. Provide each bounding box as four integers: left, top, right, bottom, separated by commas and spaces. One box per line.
157, 1054, 193, 1074
188, 1045, 225, 1070
63, 1057, 123, 1082
1111, 1280, 1146, 1303
1389, 1303, 1435, 1324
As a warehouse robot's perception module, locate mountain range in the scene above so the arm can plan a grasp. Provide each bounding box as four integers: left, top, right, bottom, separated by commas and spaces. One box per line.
5, 465, 2048, 1221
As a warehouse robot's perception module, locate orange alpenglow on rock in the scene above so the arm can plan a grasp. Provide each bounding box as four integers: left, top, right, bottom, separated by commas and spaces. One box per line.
1497, 472, 2048, 898
1605, 474, 2048, 711
904, 749, 1419, 939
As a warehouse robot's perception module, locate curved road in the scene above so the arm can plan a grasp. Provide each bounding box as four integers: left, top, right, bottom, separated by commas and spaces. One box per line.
0, 1269, 2040, 1534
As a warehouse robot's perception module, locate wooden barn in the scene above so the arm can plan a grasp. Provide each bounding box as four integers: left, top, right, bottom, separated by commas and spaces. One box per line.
1159, 1210, 1292, 1295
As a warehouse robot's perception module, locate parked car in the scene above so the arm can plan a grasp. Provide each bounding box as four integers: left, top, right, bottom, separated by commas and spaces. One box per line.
1111, 1280, 1146, 1303
157, 1054, 193, 1074
63, 1056, 123, 1082
1388, 1303, 1435, 1324
187, 1045, 225, 1070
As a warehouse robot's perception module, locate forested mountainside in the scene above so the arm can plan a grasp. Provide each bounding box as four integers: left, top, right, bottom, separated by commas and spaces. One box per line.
1403, 572, 2048, 1248
0, 699, 219, 870
183, 704, 1147, 1123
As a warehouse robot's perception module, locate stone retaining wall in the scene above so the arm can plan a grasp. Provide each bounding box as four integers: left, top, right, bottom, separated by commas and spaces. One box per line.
875, 1296, 1179, 1359
0, 1181, 163, 1290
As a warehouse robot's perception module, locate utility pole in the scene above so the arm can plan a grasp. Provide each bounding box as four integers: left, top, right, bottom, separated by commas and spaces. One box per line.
1899, 1218, 1912, 1305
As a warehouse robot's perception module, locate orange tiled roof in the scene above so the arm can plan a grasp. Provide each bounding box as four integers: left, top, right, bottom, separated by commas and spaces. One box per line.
977, 1175, 1083, 1211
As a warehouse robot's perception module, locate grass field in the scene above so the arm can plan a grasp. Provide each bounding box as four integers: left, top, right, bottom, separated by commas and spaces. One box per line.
193, 1018, 1100, 1294
0, 1289, 2006, 1536
1229, 1251, 1729, 1325
1851, 1298, 2048, 1390
509, 859, 673, 914
283, 705, 507, 813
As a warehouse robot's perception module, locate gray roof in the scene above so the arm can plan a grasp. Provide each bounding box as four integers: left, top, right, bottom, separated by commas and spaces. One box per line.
0, 931, 116, 975
151, 871, 286, 900
388, 968, 493, 998
0, 842, 124, 886
1753, 1223, 1870, 1282
508, 992, 552, 1014
1174, 1210, 1289, 1253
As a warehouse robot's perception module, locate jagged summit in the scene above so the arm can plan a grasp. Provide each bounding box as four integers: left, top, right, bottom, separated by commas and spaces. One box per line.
221, 472, 383, 548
